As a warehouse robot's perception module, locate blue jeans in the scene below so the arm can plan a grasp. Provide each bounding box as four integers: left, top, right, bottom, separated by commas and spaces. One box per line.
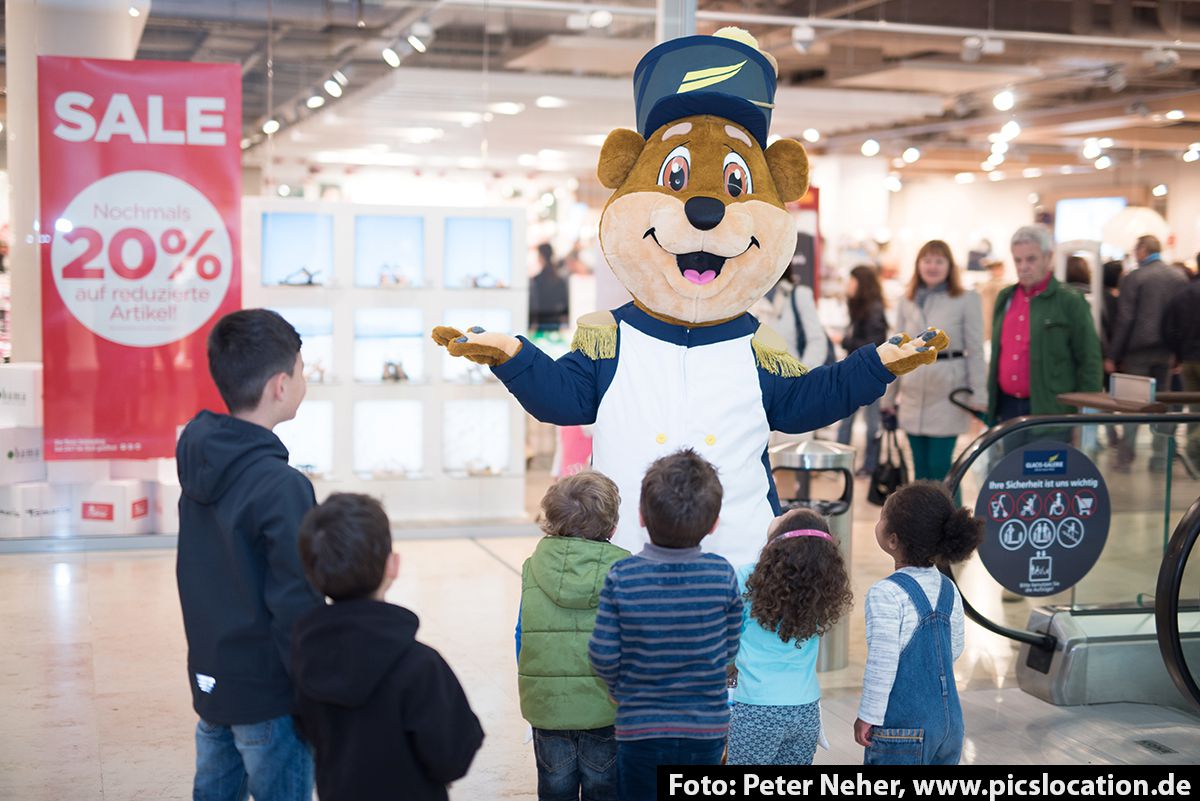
863, 573, 963, 766
617, 737, 725, 801
533, 726, 617, 801
193, 714, 313, 801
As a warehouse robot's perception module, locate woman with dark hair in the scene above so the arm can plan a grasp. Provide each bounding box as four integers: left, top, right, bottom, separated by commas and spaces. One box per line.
1065, 255, 1092, 294
881, 241, 986, 481
836, 266, 889, 475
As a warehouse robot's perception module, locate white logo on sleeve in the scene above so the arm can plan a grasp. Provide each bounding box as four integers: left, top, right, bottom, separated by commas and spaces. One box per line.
196, 673, 216, 694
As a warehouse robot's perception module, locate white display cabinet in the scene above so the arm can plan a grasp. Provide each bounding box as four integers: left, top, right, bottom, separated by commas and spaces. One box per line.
272, 307, 335, 384
244, 199, 527, 525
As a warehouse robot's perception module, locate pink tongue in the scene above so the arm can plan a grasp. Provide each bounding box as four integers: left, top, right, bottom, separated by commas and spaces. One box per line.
683, 269, 718, 285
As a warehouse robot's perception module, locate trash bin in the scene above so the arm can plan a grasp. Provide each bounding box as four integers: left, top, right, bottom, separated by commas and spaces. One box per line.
769, 439, 855, 672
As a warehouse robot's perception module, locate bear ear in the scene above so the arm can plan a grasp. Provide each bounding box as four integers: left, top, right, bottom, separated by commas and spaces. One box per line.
597, 128, 646, 189
765, 138, 810, 203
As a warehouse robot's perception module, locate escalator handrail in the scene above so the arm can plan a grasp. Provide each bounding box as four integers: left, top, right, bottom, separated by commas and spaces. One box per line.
940, 410, 1200, 651
1155, 494, 1200, 715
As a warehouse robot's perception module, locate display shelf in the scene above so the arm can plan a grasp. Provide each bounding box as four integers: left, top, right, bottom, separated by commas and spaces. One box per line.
353, 400, 423, 478
354, 308, 424, 384
243, 198, 528, 524
355, 215, 424, 288
261, 212, 334, 287
443, 216, 513, 288
271, 307, 334, 384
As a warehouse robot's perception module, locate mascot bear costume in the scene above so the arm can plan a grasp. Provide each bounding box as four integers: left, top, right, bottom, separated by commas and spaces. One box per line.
435, 28, 948, 565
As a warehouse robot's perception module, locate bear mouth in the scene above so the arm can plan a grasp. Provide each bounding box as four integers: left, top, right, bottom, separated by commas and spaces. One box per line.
644, 228, 760, 286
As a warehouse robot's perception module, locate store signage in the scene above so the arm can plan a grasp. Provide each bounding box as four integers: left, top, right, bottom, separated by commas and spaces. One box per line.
974, 440, 1110, 597
82, 502, 115, 522
38, 57, 242, 459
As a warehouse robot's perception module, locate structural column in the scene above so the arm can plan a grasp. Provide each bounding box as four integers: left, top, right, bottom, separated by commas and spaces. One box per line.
656, 0, 696, 42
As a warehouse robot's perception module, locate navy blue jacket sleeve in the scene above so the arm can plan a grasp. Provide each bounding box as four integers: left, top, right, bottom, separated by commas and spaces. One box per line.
490, 335, 605, 425
763, 344, 895, 434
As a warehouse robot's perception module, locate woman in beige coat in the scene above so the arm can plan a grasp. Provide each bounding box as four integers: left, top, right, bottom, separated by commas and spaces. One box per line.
882, 240, 987, 480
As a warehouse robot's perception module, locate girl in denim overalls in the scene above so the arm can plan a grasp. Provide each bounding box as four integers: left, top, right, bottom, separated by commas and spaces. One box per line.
854, 481, 984, 764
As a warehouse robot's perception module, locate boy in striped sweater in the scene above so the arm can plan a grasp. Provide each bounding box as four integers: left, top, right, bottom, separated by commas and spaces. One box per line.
588, 450, 743, 801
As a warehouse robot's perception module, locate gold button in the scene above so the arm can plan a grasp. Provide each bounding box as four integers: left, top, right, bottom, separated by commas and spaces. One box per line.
705, 435, 716, 446
656, 433, 667, 444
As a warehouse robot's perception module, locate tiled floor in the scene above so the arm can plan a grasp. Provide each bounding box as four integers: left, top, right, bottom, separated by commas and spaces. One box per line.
2, 445, 1199, 798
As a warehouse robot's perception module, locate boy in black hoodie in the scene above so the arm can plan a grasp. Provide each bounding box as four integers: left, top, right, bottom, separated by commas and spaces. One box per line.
293, 493, 485, 801
176, 308, 322, 801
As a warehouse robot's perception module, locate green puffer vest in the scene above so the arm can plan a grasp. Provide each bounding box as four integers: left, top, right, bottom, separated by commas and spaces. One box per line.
518, 535, 629, 730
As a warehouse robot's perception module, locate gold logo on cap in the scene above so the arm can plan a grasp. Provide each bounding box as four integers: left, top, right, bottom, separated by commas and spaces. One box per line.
677, 60, 747, 93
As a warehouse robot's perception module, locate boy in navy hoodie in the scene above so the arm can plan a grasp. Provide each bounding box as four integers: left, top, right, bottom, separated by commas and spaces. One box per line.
176, 308, 322, 801
292, 493, 485, 801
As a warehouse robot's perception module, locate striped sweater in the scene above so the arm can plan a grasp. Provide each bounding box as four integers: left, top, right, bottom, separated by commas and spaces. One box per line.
587, 543, 742, 741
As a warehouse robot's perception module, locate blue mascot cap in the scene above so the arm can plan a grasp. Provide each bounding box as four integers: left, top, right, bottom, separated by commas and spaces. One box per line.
633, 28, 777, 147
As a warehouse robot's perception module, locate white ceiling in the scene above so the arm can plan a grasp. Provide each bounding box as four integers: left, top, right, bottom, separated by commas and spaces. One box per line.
256, 66, 946, 176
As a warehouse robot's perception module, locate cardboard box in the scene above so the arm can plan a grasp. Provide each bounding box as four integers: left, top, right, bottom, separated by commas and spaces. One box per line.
74, 479, 155, 536
48, 460, 111, 485
0, 482, 71, 538
0, 426, 47, 485
155, 479, 181, 535
0, 363, 43, 428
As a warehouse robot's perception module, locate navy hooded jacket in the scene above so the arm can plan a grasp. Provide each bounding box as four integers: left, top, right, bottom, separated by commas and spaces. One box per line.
176, 410, 323, 725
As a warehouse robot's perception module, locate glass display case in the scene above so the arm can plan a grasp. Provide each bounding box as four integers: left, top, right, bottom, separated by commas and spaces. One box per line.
353, 400, 423, 478
355, 215, 424, 288
275, 400, 334, 478
443, 399, 511, 476
261, 212, 335, 287
441, 308, 513, 383
443, 217, 513, 289
271, 307, 334, 384
353, 309, 424, 383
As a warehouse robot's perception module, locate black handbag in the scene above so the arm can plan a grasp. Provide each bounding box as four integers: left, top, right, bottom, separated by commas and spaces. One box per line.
867, 429, 908, 506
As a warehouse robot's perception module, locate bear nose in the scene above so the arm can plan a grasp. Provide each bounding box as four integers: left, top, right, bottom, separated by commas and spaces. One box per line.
684, 196, 726, 231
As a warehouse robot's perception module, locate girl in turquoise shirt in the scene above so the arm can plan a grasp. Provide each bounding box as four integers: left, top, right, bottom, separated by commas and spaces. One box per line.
727, 508, 853, 764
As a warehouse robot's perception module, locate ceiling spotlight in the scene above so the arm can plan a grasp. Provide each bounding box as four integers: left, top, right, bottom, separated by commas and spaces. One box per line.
278, 184, 291, 197
1082, 141, 1103, 160
1098, 137, 1115, 148
988, 171, 1006, 182
792, 24, 817, 53
407, 34, 427, 53
382, 47, 402, 68
992, 89, 1015, 111
1183, 149, 1200, 163
1001, 120, 1021, 140
1152, 183, 1168, 197
1094, 155, 1113, 170
802, 128, 820, 143
981, 161, 996, 171
332, 70, 348, 87
489, 101, 526, 115
891, 158, 905, 169
128, 6, 140, 16
1028, 193, 1040, 204
306, 95, 326, 109
1166, 109, 1185, 121
991, 141, 1009, 156
954, 172, 976, 184
536, 96, 568, 109
1022, 167, 1043, 178
961, 35, 983, 63
987, 153, 1005, 166
885, 175, 903, 193
588, 9, 614, 27
860, 139, 880, 157
901, 147, 921, 164
324, 79, 343, 98
262, 119, 280, 135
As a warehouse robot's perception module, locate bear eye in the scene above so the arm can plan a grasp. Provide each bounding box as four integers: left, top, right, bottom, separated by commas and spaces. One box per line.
722, 152, 752, 198
657, 145, 691, 192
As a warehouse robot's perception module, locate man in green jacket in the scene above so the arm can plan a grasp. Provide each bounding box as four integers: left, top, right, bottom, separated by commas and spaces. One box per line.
987, 225, 1103, 429
517, 471, 629, 801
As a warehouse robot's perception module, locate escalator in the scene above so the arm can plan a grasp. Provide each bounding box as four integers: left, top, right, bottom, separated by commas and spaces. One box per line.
941, 411, 1200, 716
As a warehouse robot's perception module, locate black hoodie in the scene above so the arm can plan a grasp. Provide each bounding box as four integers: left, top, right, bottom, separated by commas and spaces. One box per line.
176, 410, 323, 725
292, 600, 485, 801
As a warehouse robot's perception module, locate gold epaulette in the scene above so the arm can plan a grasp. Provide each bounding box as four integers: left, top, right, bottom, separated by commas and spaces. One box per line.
570, 311, 618, 360
752, 324, 808, 377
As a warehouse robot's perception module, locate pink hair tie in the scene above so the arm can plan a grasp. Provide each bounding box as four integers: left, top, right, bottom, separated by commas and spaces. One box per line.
777, 529, 835, 543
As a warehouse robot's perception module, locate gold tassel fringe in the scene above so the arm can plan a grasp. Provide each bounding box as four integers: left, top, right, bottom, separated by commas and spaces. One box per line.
571, 325, 617, 360
752, 338, 809, 377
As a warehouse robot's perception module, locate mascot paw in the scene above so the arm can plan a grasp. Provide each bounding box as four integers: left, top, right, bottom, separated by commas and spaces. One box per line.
430, 325, 521, 367
877, 327, 950, 376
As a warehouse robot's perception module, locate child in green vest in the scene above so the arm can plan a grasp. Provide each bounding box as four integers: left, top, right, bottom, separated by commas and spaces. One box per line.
516, 471, 630, 801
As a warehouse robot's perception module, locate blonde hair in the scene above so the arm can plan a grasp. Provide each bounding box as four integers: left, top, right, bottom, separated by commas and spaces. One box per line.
538, 470, 620, 542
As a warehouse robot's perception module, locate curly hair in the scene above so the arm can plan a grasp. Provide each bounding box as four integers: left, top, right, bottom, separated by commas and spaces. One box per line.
744, 508, 853, 644
882, 481, 983, 567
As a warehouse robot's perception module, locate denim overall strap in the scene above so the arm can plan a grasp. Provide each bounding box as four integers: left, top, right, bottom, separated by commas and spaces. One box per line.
865, 571, 964, 766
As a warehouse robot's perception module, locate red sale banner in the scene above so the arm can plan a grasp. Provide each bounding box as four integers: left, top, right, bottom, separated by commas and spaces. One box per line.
38, 57, 241, 459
